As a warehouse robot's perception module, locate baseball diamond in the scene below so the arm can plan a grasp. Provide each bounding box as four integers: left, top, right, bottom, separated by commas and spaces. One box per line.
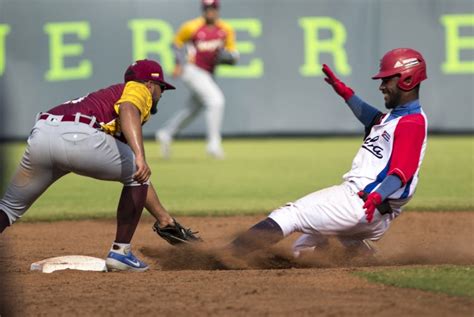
1, 0, 473, 315
0, 214, 473, 315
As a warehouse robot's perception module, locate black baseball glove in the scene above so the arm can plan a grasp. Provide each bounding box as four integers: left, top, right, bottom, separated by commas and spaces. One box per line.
153, 218, 202, 245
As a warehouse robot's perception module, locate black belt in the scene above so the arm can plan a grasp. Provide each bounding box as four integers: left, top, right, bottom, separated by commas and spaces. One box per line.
359, 191, 394, 215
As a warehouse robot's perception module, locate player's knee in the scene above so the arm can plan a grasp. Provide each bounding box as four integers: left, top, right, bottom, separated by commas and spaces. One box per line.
230, 217, 284, 256
268, 203, 301, 236
0, 209, 11, 233
251, 217, 284, 237
206, 94, 225, 110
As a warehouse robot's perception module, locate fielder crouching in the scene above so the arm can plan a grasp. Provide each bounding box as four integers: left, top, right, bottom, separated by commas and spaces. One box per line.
0, 59, 200, 272
230, 48, 429, 258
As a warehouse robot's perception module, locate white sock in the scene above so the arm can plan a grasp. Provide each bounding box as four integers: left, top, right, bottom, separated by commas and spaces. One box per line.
110, 242, 131, 255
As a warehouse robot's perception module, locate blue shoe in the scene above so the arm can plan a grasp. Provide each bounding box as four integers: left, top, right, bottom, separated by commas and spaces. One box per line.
106, 249, 149, 272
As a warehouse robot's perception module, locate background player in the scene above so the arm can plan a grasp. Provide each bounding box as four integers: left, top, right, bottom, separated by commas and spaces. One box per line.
230, 48, 428, 257
156, 0, 239, 159
0, 59, 198, 272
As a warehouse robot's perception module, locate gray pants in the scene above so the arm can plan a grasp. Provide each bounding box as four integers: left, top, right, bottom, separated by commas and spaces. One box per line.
160, 64, 225, 150
0, 115, 138, 225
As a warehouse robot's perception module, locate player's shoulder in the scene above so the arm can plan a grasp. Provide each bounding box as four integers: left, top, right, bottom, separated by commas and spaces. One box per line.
108, 83, 126, 91
121, 81, 149, 96
398, 112, 426, 125
181, 17, 205, 30
215, 19, 234, 32
395, 113, 427, 133
90, 83, 125, 100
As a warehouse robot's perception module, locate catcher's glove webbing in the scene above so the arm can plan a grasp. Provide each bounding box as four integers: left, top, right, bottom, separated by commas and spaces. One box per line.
153, 219, 202, 245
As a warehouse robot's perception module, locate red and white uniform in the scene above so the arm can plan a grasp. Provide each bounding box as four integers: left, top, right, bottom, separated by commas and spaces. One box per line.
268, 100, 428, 255
344, 110, 428, 203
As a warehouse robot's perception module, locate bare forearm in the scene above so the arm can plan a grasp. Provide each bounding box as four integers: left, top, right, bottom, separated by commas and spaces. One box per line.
119, 102, 150, 183
120, 102, 145, 159
145, 183, 166, 214
145, 183, 173, 226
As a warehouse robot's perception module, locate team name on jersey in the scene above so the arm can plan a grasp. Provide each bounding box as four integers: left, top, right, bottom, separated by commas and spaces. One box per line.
195, 38, 224, 52
362, 130, 392, 159
362, 136, 384, 159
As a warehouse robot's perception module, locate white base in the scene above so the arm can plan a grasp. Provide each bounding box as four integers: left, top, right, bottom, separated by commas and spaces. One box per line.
30, 255, 107, 273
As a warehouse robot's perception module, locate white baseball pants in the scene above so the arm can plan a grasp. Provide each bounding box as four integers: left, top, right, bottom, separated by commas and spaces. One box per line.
268, 182, 403, 255
160, 64, 224, 150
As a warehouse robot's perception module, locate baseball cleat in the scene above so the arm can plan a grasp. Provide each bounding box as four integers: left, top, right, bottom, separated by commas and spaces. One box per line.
206, 145, 225, 159
340, 239, 378, 258
105, 250, 149, 272
156, 130, 171, 159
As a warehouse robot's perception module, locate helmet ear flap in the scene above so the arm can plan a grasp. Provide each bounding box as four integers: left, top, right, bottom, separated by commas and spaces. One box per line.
397, 65, 426, 91
398, 74, 414, 91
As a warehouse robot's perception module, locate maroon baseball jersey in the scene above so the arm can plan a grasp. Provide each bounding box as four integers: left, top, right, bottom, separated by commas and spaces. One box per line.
174, 17, 237, 73
46, 82, 155, 137
47, 83, 125, 126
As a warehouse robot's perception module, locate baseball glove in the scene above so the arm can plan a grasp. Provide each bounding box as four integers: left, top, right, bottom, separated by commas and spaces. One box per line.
153, 219, 202, 245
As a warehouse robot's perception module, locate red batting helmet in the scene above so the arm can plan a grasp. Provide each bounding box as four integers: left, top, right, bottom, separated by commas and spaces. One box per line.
202, 0, 219, 9
372, 48, 427, 91
124, 59, 175, 90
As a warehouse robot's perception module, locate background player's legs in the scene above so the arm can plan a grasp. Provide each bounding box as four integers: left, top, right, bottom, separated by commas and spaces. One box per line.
161, 94, 203, 136
202, 85, 225, 158
181, 64, 225, 158
156, 94, 202, 158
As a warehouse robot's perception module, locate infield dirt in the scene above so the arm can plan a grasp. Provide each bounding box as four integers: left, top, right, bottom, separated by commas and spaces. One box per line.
1, 212, 473, 316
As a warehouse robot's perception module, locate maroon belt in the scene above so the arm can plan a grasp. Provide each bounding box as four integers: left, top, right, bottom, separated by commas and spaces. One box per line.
38, 113, 101, 129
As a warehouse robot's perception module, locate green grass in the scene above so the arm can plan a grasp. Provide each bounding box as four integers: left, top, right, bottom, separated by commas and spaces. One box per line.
1, 135, 473, 221
354, 265, 474, 298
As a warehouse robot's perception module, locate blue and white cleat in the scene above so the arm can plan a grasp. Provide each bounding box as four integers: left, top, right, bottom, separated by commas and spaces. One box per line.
106, 247, 149, 272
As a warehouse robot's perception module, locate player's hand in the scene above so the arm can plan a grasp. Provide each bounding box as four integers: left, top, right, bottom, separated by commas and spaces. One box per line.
322, 64, 354, 101
358, 191, 382, 223
172, 64, 183, 78
134, 156, 151, 184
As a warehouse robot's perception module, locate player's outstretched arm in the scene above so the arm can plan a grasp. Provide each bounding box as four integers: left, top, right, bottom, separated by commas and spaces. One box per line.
322, 64, 354, 101
322, 64, 381, 127
144, 182, 174, 227
146, 182, 202, 245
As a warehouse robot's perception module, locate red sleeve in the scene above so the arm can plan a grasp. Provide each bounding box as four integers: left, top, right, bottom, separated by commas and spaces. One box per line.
388, 114, 426, 185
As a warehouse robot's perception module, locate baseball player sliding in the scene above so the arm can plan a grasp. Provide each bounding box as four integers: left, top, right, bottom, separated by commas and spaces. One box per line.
0, 59, 200, 272
230, 48, 428, 257
156, 0, 239, 159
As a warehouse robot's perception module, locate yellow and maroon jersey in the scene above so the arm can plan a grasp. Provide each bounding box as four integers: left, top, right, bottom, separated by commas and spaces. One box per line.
174, 17, 236, 73
47, 81, 153, 138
